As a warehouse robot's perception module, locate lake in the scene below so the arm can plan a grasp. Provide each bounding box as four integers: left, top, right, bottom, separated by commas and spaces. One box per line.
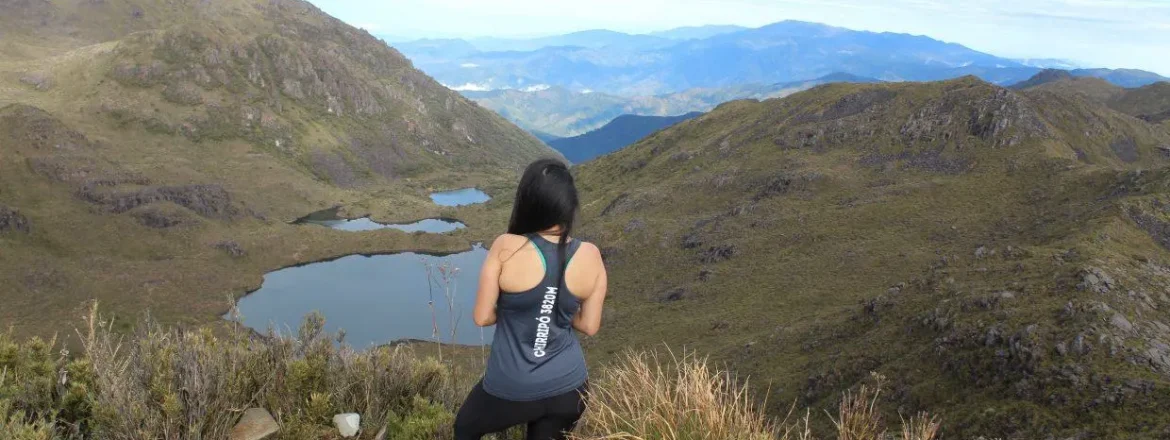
430, 188, 492, 207
294, 207, 467, 233
231, 245, 491, 347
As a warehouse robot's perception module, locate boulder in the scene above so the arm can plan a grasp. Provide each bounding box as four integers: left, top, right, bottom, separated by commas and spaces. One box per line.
228, 408, 278, 440
333, 413, 360, 438
1110, 313, 1134, 334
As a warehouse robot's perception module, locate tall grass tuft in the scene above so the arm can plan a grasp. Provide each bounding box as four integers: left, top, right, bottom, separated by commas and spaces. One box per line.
829, 373, 886, 440
570, 349, 777, 440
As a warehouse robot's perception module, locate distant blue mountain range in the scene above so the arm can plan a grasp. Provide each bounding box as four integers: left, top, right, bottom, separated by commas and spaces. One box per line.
387, 21, 1168, 97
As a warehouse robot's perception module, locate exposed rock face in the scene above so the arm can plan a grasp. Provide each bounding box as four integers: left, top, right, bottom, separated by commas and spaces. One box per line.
214, 240, 246, 258
0, 205, 31, 233
0, 104, 95, 151
80, 184, 239, 219
19, 72, 53, 90
131, 206, 193, 228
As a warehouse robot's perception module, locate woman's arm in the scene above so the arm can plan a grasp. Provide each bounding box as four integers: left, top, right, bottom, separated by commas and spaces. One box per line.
473, 236, 508, 327
572, 243, 607, 336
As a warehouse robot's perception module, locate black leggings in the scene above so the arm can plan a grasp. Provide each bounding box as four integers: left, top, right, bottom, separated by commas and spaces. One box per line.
454, 381, 588, 440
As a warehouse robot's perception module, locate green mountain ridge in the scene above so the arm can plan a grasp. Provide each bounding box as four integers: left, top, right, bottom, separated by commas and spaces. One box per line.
0, 0, 555, 338
574, 76, 1170, 437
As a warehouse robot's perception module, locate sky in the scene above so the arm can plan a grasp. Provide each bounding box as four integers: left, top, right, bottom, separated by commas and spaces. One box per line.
307, 0, 1170, 75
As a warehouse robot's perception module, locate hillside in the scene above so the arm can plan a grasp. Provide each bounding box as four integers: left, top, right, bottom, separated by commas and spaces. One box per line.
550, 112, 703, 163
574, 77, 1170, 438
0, 0, 555, 338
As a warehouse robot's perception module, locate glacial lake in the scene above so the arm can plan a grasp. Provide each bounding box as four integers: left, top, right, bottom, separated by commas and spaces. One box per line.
231, 245, 491, 347
295, 208, 467, 233
430, 188, 491, 207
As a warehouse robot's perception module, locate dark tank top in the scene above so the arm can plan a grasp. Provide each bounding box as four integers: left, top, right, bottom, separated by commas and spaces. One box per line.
482, 234, 588, 401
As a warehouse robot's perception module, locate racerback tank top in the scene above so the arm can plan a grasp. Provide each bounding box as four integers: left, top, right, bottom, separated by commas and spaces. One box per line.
482, 233, 588, 401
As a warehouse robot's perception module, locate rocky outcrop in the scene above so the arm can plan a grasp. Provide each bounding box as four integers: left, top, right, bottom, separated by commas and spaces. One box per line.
80, 184, 239, 219
0, 205, 31, 233
214, 240, 246, 258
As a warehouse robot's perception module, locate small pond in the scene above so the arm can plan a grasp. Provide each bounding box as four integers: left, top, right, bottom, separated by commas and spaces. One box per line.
230, 245, 491, 347
294, 207, 466, 233
430, 188, 491, 207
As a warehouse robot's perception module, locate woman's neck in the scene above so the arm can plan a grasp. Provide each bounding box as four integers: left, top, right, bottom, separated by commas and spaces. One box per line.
539, 226, 564, 236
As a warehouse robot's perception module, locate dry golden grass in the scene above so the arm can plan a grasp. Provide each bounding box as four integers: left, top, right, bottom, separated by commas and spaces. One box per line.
571, 349, 778, 440
572, 352, 943, 440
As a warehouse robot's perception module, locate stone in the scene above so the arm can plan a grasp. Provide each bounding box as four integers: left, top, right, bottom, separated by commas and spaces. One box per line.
659, 287, 690, 302
1055, 342, 1068, 356
1072, 334, 1091, 355
1110, 313, 1134, 334
229, 408, 278, 440
334, 413, 360, 438
1078, 267, 1116, 294
997, 291, 1017, 300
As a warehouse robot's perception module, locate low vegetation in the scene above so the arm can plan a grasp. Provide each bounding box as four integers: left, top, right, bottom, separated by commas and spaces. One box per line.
2, 304, 938, 440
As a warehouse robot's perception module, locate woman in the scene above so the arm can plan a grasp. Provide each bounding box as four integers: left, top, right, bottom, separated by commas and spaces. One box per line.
454, 159, 608, 440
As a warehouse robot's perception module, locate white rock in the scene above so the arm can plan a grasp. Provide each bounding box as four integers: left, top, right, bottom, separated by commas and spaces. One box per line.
333, 413, 361, 438
229, 408, 279, 440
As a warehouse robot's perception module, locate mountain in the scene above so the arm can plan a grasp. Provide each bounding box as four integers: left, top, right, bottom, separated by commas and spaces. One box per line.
1072, 68, 1170, 88
529, 130, 563, 144
1009, 68, 1075, 90
574, 76, 1170, 437
1015, 71, 1170, 125
647, 25, 749, 40
550, 112, 703, 163
0, 0, 555, 337
397, 21, 1169, 98
469, 30, 675, 52
466, 73, 879, 137
1110, 82, 1170, 124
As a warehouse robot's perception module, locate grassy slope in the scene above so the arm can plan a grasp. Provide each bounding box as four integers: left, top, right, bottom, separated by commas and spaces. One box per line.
0, 0, 557, 339
574, 77, 1170, 438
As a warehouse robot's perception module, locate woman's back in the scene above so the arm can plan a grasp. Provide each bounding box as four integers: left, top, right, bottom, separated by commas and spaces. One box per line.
481, 233, 603, 401
457, 158, 608, 440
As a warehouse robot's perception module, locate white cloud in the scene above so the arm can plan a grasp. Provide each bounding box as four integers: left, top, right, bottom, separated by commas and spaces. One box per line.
443, 82, 494, 91
521, 84, 551, 92
460, 63, 481, 68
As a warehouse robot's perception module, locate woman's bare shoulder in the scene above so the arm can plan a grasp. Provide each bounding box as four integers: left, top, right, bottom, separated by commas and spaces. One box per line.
575, 241, 603, 263
490, 233, 528, 247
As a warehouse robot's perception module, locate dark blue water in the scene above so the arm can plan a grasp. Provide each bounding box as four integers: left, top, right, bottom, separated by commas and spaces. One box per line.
231, 245, 491, 347
430, 188, 491, 207
294, 207, 467, 233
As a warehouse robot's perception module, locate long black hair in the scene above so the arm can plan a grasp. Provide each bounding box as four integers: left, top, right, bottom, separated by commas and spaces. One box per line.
507, 158, 579, 297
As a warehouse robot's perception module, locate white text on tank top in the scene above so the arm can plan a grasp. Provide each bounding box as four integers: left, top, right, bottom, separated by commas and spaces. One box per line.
533, 286, 557, 358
